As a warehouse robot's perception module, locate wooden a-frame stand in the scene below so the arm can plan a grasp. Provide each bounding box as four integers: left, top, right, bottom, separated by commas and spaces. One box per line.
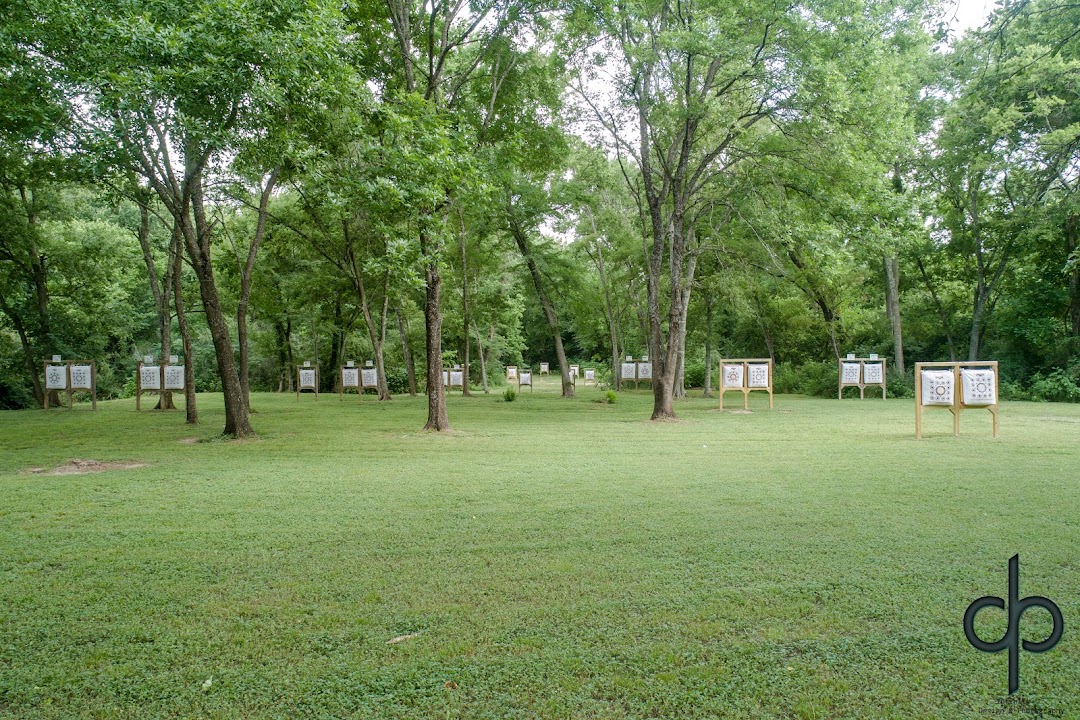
838, 357, 887, 400
43, 360, 97, 410
718, 358, 774, 411
915, 361, 999, 438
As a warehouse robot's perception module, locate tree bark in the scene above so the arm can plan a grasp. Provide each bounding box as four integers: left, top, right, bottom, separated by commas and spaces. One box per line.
1067, 214, 1080, 339
236, 168, 278, 409
884, 254, 905, 373
136, 203, 177, 409
460, 217, 471, 396
396, 303, 417, 396
674, 252, 698, 398
703, 291, 714, 398
171, 226, 198, 424
473, 320, 489, 392
421, 229, 450, 430
508, 213, 574, 397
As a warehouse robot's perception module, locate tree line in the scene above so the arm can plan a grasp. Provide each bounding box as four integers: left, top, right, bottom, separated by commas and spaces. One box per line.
1, 0, 1078, 434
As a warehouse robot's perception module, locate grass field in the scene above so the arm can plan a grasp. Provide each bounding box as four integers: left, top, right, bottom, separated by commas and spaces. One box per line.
1, 379, 1078, 719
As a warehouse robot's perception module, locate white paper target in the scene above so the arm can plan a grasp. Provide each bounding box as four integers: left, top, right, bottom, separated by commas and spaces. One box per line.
637, 362, 652, 380
507, 366, 517, 379
723, 364, 744, 388
46, 365, 68, 390
584, 368, 595, 381
164, 365, 185, 390
70, 365, 92, 389
570, 365, 579, 378
449, 371, 463, 387
841, 362, 861, 384
921, 370, 954, 406
519, 371, 532, 385
748, 363, 769, 388
540, 362, 549, 373
443, 371, 450, 386
299, 369, 316, 389
621, 362, 637, 380
140, 365, 161, 390
863, 363, 883, 384
961, 369, 996, 406
361, 368, 378, 387
342, 368, 359, 388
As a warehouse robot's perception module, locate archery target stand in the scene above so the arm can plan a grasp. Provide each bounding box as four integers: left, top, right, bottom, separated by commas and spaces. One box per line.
136, 355, 186, 411
340, 361, 360, 399
506, 365, 518, 384
583, 367, 597, 386
838, 354, 887, 400
915, 361, 999, 438
518, 367, 533, 392
43, 356, 97, 410
296, 362, 319, 401
719, 358, 774, 411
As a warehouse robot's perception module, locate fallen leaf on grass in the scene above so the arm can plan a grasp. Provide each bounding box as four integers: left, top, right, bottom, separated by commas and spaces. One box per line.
387, 632, 421, 645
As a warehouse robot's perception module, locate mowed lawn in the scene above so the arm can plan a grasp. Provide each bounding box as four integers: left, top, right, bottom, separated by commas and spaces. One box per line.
1, 381, 1078, 719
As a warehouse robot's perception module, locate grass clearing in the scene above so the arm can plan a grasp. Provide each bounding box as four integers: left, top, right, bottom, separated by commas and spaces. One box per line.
1, 381, 1078, 718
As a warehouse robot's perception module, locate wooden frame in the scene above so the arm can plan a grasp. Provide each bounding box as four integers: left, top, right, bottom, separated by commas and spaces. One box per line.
539, 362, 550, 375
448, 365, 465, 392
518, 367, 533, 392
360, 361, 380, 396
136, 357, 185, 411
838, 356, 887, 400
635, 357, 653, 390
340, 361, 360, 400
718, 358, 774, 411
915, 361, 999, 438
296, 363, 319, 401
43, 359, 97, 410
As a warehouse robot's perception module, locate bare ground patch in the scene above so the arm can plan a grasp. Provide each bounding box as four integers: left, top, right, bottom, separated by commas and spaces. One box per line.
26, 459, 148, 476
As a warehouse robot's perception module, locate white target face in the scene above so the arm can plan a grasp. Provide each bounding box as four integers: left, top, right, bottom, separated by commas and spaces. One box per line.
342, 368, 359, 388
361, 368, 378, 387
921, 370, 954, 406
570, 365, 579, 377
863, 363, 883, 384
140, 365, 161, 390
723, 364, 744, 388
507, 366, 517, 379
164, 365, 185, 390
584, 368, 595, 381
450, 371, 463, 387
748, 364, 769, 388
46, 365, 68, 390
540, 363, 549, 372
841, 362, 861, 384
443, 371, 450, 386
70, 365, 92, 389
519, 371, 532, 385
299, 369, 316, 389
621, 363, 636, 380
961, 369, 996, 406
637, 362, 652, 380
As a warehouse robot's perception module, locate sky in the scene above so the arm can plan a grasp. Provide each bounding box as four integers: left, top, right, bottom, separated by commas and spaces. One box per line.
945, 0, 999, 34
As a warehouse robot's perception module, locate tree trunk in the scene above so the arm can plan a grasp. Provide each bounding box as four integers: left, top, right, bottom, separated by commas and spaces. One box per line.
396, 303, 417, 396
884, 254, 905, 373
285, 316, 295, 391
236, 168, 278, 409
1066, 215, 1079, 339
915, 255, 957, 361
171, 226, 198, 424
179, 165, 251, 437
460, 221, 471, 396
508, 213, 574, 397
473, 320, 489, 393
673, 252, 697, 398
136, 203, 176, 410
421, 230, 450, 430
703, 291, 714, 398
327, 300, 343, 394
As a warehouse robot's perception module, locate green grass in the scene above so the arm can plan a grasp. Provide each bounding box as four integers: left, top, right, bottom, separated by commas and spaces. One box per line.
1, 379, 1078, 719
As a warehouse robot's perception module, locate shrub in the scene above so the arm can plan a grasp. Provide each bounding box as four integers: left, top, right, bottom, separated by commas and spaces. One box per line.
1028, 368, 1080, 402
503, 386, 517, 402
605, 389, 617, 404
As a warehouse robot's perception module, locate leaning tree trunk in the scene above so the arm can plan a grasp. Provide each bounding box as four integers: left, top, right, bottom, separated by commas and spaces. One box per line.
136, 203, 177, 409
508, 215, 574, 397
884, 254, 905, 373
421, 229, 450, 431
236, 168, 278, 409
396, 303, 417, 396
673, 253, 697, 399
473, 321, 489, 393
460, 226, 471, 396
703, 291, 714, 398
171, 226, 198, 424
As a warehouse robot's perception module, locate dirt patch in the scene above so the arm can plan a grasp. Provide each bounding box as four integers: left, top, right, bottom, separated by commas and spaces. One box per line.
177, 437, 199, 444
27, 459, 148, 476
